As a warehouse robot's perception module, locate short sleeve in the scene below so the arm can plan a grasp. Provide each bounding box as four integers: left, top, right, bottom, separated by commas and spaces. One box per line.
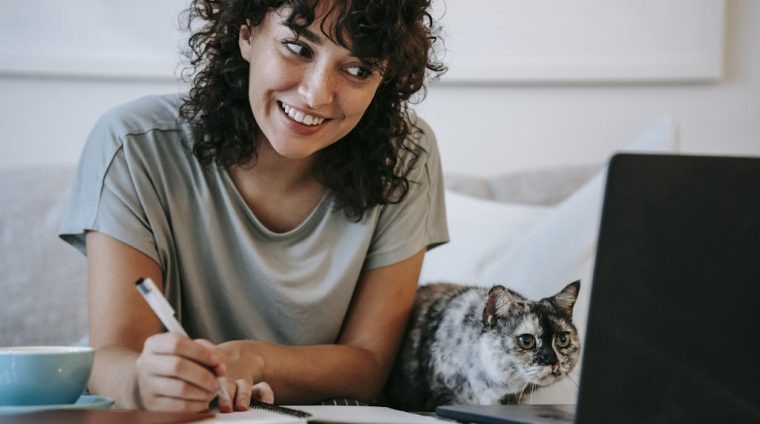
58, 111, 161, 266
364, 118, 449, 269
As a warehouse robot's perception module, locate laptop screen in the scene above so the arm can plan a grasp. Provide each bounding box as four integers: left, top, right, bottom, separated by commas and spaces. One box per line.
576, 154, 760, 422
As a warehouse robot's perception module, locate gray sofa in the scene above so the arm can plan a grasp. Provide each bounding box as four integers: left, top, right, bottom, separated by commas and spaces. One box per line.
0, 164, 596, 347
1, 166, 87, 346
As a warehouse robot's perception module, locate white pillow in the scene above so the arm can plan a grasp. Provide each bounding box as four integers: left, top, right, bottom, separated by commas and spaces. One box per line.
479, 116, 680, 404
419, 191, 549, 285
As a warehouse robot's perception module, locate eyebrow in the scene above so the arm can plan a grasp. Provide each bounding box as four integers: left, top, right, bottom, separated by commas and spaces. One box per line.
293, 26, 323, 45
284, 22, 373, 65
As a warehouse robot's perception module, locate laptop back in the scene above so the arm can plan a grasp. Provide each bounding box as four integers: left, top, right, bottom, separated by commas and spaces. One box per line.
576, 153, 760, 423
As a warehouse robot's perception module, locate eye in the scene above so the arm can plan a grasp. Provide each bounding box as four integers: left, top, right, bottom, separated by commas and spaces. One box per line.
516, 334, 536, 350
345, 65, 373, 80
556, 332, 571, 348
284, 41, 312, 58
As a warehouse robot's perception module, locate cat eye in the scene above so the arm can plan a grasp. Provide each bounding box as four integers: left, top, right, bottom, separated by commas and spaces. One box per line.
516, 334, 536, 350
556, 332, 571, 348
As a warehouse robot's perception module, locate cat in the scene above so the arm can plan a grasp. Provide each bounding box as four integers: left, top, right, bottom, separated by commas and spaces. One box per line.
383, 281, 581, 411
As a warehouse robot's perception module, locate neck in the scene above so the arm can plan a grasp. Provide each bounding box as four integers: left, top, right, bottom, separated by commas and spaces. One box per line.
232, 134, 320, 194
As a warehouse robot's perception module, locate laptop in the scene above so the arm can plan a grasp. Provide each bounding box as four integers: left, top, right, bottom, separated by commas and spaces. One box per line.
437, 153, 760, 423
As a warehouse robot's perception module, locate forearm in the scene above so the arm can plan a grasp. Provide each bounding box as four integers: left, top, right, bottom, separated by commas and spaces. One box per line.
229, 340, 389, 404
232, 251, 426, 404
88, 345, 141, 409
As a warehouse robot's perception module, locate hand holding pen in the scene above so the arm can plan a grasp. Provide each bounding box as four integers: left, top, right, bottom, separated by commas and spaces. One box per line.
135, 278, 231, 410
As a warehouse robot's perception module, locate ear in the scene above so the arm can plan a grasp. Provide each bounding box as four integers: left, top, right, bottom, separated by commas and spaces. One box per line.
550, 280, 580, 317
482, 285, 520, 327
239, 23, 253, 63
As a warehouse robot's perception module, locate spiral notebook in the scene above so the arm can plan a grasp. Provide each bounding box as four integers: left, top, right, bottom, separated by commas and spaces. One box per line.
210, 403, 447, 423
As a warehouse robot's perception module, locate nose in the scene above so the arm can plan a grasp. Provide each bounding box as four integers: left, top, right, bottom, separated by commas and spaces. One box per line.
298, 61, 335, 108
537, 346, 557, 366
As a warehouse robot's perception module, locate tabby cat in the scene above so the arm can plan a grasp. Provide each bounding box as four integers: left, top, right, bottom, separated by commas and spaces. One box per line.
384, 281, 581, 411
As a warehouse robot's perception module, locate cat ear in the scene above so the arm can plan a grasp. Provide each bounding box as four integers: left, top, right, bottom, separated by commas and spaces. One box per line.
550, 280, 581, 316
483, 285, 519, 326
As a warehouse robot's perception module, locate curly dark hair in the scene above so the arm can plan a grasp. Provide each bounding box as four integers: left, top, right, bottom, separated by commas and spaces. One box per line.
180, 0, 445, 220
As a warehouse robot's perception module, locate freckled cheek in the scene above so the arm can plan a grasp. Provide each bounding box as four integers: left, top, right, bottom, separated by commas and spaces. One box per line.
275, 66, 304, 88
344, 91, 378, 121
249, 59, 301, 94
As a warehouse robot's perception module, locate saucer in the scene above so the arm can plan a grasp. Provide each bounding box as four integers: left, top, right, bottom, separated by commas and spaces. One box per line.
0, 395, 114, 416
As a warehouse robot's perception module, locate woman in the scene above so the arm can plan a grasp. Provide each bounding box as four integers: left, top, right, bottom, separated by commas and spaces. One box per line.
59, 0, 446, 413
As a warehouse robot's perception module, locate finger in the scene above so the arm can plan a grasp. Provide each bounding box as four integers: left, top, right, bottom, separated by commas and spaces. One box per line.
144, 333, 224, 369
194, 339, 228, 363
194, 339, 228, 378
142, 353, 222, 394
148, 376, 217, 402
233, 379, 252, 411
147, 395, 211, 413
216, 379, 237, 413
251, 381, 275, 404
192, 338, 230, 407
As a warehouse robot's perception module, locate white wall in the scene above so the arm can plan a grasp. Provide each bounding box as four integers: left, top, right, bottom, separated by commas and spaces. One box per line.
417, 0, 760, 176
1, 1, 758, 176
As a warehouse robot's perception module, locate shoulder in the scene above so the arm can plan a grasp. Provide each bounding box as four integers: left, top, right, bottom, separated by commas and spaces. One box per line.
81, 93, 191, 166
72, 93, 196, 196
398, 115, 442, 182
408, 115, 438, 158
93, 93, 186, 140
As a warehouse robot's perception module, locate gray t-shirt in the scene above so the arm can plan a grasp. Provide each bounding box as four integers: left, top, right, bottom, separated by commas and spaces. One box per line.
59, 94, 448, 346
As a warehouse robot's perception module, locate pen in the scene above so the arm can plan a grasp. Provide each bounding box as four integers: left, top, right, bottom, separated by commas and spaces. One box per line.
135, 277, 231, 403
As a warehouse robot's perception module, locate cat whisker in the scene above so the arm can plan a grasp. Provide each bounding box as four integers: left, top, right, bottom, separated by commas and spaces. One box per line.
517, 381, 529, 404
566, 373, 579, 390
562, 376, 571, 398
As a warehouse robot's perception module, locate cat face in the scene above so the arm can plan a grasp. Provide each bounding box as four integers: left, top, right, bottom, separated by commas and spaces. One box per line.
481, 282, 581, 388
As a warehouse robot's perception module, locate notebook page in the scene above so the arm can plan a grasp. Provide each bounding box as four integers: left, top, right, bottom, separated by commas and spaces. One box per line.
201, 408, 306, 424
200, 405, 448, 424
289, 405, 449, 424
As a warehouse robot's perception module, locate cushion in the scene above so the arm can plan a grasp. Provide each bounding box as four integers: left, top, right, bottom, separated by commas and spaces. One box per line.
446, 164, 601, 206
419, 192, 549, 284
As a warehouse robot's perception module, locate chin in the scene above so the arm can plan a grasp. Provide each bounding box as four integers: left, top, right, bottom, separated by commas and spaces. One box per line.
276, 149, 315, 160
532, 369, 562, 387
269, 140, 320, 159
535, 375, 559, 386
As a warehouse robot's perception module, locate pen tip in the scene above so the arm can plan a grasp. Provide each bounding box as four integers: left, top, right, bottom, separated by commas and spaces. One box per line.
134, 277, 145, 286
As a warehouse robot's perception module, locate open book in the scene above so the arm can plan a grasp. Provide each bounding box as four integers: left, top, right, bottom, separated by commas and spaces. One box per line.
206, 405, 449, 424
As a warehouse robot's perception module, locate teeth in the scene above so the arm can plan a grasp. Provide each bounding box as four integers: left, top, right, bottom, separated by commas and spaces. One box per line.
281, 102, 325, 126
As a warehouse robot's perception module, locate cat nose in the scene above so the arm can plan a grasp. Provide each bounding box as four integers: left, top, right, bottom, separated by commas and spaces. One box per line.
538, 348, 557, 365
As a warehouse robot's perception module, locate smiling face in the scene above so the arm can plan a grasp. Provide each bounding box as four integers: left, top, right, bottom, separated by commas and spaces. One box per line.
238, 5, 383, 161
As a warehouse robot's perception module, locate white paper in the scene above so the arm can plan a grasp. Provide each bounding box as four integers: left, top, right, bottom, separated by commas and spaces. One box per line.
201, 408, 306, 424
289, 405, 447, 424
199, 405, 448, 424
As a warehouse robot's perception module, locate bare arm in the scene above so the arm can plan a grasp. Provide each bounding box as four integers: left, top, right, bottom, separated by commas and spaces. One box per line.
86, 231, 228, 411
221, 249, 425, 403
88, 229, 424, 406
